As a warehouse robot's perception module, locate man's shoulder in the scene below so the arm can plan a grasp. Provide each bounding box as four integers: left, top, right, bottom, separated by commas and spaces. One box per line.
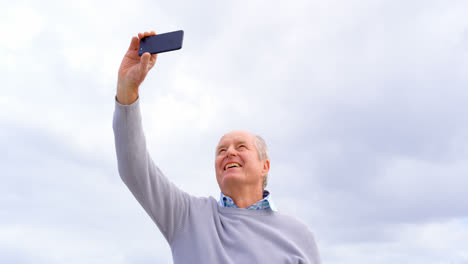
271, 211, 316, 236
188, 195, 219, 210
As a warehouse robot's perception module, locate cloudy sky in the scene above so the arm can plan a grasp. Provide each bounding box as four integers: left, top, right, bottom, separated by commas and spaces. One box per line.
2, 0, 468, 263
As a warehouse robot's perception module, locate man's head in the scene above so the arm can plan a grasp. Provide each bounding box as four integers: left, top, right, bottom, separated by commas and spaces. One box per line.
215, 130, 270, 196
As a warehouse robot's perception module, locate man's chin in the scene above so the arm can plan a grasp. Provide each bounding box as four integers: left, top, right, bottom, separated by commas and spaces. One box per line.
222, 173, 244, 184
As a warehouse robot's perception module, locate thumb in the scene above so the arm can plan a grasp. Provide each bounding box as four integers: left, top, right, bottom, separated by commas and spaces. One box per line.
139, 52, 151, 76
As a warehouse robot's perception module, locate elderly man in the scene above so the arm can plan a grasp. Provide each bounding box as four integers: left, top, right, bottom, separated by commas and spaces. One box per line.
113, 31, 321, 263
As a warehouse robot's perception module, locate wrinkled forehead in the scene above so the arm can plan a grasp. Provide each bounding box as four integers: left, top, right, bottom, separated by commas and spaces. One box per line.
217, 130, 255, 148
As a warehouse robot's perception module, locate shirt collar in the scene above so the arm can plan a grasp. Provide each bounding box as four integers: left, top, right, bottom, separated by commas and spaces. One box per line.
218, 190, 278, 212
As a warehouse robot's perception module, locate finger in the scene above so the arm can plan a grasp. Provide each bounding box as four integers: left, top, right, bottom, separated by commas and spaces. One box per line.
147, 53, 157, 68
140, 52, 151, 72
144, 31, 151, 38
138, 32, 144, 39
150, 30, 156, 36
128, 36, 139, 51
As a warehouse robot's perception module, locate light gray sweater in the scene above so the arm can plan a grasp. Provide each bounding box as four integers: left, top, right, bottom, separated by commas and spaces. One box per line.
113, 99, 321, 264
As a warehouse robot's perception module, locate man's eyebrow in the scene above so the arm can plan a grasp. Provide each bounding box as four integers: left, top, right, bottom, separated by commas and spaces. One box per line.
216, 140, 249, 151
216, 145, 226, 151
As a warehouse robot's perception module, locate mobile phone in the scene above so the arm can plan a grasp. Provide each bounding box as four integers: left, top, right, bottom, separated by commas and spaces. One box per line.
138, 30, 184, 56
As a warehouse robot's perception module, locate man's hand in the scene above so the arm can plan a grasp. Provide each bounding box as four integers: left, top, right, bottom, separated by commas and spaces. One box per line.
116, 31, 158, 105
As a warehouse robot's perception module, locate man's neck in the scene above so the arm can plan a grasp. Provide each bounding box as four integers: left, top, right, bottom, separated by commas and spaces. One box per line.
223, 187, 264, 208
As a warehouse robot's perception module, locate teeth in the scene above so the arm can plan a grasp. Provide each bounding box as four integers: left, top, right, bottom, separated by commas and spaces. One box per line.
225, 163, 240, 170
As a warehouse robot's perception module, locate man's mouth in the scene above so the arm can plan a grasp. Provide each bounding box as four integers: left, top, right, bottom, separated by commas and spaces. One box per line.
224, 162, 241, 171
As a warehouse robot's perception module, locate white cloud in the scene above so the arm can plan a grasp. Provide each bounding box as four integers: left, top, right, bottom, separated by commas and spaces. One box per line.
0, 5, 45, 51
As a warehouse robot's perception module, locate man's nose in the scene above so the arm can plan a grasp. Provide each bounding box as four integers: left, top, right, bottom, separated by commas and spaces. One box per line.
226, 146, 237, 156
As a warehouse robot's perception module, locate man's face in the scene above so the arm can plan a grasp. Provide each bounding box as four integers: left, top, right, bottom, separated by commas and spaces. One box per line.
215, 130, 269, 193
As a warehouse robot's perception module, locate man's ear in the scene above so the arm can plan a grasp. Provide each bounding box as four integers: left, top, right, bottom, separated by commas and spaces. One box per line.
262, 159, 270, 176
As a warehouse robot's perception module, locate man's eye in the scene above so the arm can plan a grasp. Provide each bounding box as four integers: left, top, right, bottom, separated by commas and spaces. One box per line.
218, 149, 226, 154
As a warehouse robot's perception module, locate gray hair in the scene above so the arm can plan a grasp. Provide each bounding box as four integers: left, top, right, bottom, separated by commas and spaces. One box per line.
254, 135, 270, 190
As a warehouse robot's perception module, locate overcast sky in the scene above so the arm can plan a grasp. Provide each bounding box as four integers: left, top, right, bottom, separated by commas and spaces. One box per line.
2, 0, 468, 263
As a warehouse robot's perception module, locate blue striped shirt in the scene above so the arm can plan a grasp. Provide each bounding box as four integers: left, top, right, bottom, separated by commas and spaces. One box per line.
219, 190, 278, 212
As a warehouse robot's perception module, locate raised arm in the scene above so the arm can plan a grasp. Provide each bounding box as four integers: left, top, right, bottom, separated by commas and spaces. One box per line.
113, 32, 190, 244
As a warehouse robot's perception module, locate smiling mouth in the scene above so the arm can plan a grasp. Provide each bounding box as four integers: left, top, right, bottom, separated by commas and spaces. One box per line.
224, 162, 241, 170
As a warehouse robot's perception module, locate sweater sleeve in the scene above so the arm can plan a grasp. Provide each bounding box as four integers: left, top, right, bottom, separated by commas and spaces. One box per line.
112, 98, 190, 244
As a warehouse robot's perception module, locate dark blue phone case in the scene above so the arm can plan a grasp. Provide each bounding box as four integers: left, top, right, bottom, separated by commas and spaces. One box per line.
138, 30, 184, 56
